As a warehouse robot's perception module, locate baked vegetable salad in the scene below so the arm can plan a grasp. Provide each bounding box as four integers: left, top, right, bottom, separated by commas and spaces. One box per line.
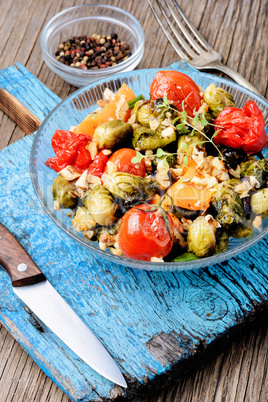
45, 70, 268, 262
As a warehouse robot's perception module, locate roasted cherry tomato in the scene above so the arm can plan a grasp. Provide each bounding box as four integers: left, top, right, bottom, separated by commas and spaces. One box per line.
214, 100, 268, 154
150, 70, 202, 117
45, 130, 92, 173
104, 148, 146, 177
118, 204, 174, 261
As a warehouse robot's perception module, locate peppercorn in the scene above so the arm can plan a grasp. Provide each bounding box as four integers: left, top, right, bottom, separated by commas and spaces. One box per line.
54, 33, 131, 70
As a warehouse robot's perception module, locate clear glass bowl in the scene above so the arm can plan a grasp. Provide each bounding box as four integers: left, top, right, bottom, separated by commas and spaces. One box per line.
30, 64, 268, 271
40, 4, 144, 87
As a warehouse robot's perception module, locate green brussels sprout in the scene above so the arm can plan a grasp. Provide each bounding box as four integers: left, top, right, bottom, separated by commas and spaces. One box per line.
187, 216, 216, 257
211, 183, 253, 238
250, 188, 268, 218
152, 152, 176, 168
51, 176, 77, 209
132, 127, 176, 151
240, 158, 268, 188
215, 229, 229, 254
96, 219, 121, 239
93, 119, 133, 149
177, 133, 204, 153
136, 101, 158, 127
104, 172, 158, 202
83, 185, 117, 226
203, 83, 235, 117
72, 207, 96, 232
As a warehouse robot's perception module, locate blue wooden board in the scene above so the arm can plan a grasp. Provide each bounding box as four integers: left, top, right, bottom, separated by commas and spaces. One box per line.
0, 63, 268, 401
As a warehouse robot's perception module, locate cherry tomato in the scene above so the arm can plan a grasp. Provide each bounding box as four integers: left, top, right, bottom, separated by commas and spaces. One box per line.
104, 148, 146, 177
118, 204, 174, 261
150, 70, 202, 117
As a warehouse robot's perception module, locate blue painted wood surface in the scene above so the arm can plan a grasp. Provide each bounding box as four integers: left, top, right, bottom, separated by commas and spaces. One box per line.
0, 63, 268, 401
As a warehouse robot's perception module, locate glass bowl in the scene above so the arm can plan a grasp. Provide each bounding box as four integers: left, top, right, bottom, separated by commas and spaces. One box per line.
30, 63, 268, 272
40, 4, 144, 87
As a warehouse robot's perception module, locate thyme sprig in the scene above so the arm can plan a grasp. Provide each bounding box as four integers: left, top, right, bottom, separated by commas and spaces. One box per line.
173, 101, 223, 163
131, 148, 177, 168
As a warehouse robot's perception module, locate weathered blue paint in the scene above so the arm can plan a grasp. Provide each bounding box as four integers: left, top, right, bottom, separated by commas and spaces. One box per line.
0, 63, 267, 401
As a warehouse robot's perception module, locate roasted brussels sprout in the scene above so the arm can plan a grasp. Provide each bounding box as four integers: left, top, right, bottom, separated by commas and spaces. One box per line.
132, 127, 176, 151
72, 207, 96, 232
220, 146, 247, 169
177, 133, 204, 153
136, 101, 160, 127
187, 216, 216, 257
211, 183, 253, 238
93, 120, 133, 149
250, 188, 268, 217
240, 158, 268, 188
215, 228, 229, 254
203, 83, 235, 118
152, 152, 176, 168
51, 176, 77, 209
83, 185, 117, 226
104, 172, 158, 202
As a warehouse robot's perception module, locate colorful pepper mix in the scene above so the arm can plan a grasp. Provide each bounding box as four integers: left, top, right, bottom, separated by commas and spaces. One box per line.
55, 33, 132, 70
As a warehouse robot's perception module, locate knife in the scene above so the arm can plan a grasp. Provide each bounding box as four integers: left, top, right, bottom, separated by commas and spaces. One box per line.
0, 223, 127, 388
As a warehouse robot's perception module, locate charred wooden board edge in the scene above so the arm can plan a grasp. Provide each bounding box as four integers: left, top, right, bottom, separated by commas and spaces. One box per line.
115, 303, 268, 401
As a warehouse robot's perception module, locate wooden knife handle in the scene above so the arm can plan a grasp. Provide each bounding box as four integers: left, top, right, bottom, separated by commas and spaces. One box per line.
0, 223, 46, 287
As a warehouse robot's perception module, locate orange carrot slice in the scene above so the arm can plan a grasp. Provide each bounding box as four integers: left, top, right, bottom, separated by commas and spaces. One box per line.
73, 83, 136, 138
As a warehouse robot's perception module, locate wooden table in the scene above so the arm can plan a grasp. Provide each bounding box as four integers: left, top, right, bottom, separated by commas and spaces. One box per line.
0, 0, 267, 401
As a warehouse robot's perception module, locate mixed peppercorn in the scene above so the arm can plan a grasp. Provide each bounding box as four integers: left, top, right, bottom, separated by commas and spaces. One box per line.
55, 33, 132, 70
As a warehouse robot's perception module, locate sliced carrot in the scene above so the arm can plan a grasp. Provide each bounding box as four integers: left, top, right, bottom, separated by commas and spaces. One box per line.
163, 158, 214, 211
73, 83, 136, 138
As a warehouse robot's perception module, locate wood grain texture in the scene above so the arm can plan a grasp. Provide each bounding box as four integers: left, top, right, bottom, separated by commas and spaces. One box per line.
0, 0, 267, 401
0, 223, 45, 287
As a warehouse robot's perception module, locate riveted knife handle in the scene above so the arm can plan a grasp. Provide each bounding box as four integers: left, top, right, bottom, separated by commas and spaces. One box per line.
0, 223, 46, 287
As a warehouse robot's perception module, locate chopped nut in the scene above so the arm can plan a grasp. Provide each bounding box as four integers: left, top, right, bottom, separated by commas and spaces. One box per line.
161, 126, 174, 138
151, 256, 164, 262
59, 165, 81, 181
86, 141, 98, 160
216, 171, 230, 182
53, 201, 60, 210
204, 214, 221, 229
102, 149, 112, 156
181, 217, 192, 231
83, 230, 94, 240
155, 160, 170, 190
99, 232, 116, 251
75, 170, 89, 190
174, 231, 188, 248
252, 215, 262, 229
161, 118, 172, 127
128, 112, 136, 125
144, 157, 153, 173
115, 94, 129, 120
87, 174, 102, 190
106, 161, 117, 175
149, 118, 160, 130
103, 88, 115, 101
170, 167, 183, 180
212, 157, 224, 171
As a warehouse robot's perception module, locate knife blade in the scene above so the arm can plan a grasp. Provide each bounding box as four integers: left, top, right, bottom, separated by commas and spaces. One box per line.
0, 223, 127, 388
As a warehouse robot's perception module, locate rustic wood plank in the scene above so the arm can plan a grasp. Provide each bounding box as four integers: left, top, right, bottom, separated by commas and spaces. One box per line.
0, 0, 267, 401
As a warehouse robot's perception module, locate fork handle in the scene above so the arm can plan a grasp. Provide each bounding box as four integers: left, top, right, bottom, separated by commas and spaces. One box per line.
201, 62, 266, 100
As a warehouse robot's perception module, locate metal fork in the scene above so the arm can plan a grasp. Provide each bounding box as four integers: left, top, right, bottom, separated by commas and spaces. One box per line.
148, 0, 264, 99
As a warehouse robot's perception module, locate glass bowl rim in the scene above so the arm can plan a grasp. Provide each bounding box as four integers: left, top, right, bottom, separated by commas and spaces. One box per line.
30, 65, 268, 271
40, 3, 145, 77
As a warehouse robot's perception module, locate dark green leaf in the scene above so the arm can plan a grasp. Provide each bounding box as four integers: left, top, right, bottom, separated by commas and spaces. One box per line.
131, 156, 141, 164
190, 129, 195, 137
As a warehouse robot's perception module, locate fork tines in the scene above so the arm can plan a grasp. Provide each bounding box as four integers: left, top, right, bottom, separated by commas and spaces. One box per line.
148, 0, 212, 62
